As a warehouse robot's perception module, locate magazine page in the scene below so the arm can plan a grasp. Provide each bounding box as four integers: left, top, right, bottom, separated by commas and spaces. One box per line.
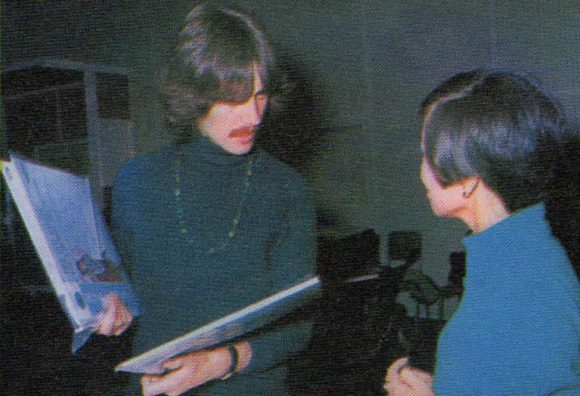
116, 276, 320, 374
1, 154, 140, 352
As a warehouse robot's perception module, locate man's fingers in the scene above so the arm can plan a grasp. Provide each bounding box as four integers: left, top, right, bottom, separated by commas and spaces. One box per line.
141, 366, 189, 396
96, 299, 117, 335
113, 303, 132, 335
96, 293, 133, 336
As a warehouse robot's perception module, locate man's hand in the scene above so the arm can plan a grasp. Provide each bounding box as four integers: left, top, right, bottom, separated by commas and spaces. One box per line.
141, 342, 251, 396
95, 293, 133, 336
384, 357, 434, 396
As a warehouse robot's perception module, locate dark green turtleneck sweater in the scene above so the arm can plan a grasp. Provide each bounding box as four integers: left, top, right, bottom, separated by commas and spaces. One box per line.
112, 137, 316, 395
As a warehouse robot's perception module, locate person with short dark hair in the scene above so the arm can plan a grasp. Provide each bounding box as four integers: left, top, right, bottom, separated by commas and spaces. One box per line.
385, 69, 579, 395
107, 3, 316, 395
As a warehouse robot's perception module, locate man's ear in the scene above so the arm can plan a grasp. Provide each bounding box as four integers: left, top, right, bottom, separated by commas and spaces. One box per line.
461, 176, 480, 199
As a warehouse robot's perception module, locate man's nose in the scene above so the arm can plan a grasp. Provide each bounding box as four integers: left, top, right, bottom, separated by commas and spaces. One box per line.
244, 97, 264, 125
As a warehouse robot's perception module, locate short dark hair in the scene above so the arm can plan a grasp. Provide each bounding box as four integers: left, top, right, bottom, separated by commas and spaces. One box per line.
162, 4, 276, 141
421, 69, 568, 212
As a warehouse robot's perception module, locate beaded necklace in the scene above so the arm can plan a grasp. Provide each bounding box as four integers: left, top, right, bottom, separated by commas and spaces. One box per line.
173, 148, 256, 254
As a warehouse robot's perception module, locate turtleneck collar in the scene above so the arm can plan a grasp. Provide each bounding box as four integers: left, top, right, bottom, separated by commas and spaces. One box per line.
462, 202, 549, 280
464, 203, 546, 246
176, 136, 255, 166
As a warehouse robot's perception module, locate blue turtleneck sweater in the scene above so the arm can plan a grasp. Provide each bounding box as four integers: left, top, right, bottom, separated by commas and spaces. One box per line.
112, 137, 316, 395
433, 203, 580, 395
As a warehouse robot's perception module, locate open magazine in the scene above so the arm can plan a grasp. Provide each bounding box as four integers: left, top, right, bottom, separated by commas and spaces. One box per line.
1, 153, 140, 352
116, 276, 321, 374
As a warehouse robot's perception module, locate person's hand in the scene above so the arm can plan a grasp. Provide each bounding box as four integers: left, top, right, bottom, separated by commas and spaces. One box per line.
140, 346, 237, 396
384, 357, 434, 396
95, 293, 133, 336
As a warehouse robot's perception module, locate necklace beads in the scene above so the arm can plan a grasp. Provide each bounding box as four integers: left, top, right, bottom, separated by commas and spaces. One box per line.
173, 150, 255, 254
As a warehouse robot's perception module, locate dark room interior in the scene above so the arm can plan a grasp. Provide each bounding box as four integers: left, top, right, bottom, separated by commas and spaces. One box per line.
1, 1, 578, 395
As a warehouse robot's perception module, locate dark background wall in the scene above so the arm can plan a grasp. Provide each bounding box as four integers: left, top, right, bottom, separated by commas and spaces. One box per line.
2, 0, 579, 308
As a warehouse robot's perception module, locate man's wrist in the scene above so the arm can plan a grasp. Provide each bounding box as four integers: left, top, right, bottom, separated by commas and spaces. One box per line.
220, 345, 239, 380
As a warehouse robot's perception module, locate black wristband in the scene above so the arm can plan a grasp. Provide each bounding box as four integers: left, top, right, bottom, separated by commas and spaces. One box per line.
220, 344, 238, 380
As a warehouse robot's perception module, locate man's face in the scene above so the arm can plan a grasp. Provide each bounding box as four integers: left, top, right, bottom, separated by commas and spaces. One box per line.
198, 67, 268, 155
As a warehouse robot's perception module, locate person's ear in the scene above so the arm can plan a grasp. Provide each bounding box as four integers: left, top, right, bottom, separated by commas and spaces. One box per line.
461, 176, 480, 198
